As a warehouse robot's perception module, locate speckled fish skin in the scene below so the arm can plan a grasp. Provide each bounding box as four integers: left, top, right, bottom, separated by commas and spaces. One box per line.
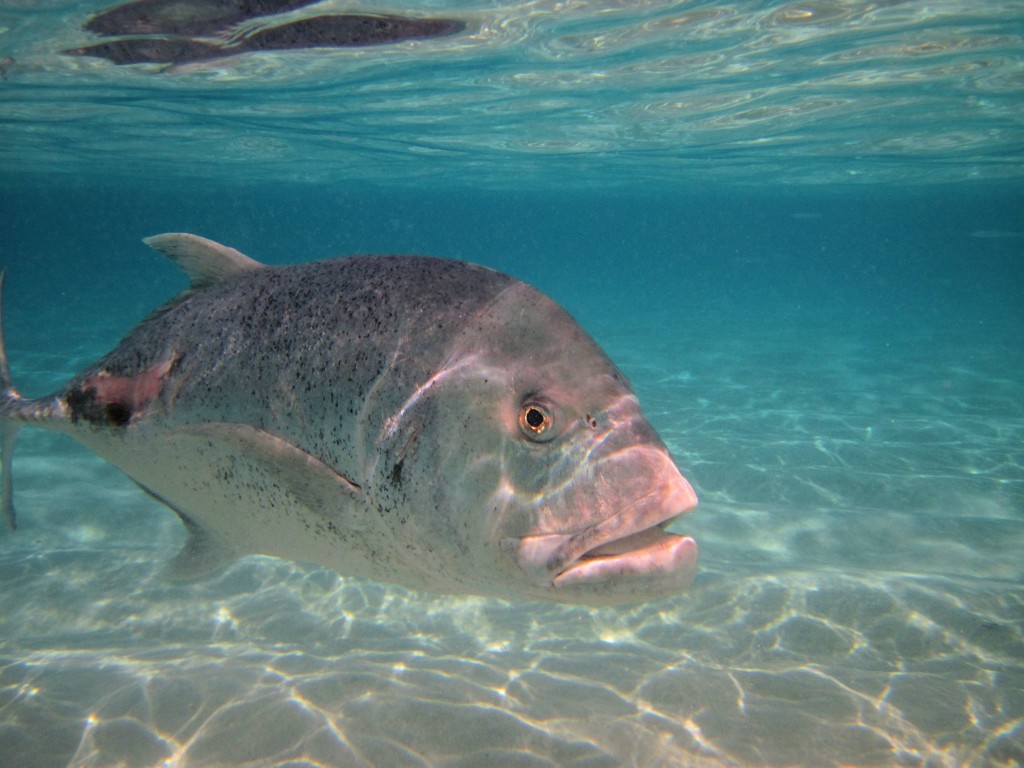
0, 235, 698, 605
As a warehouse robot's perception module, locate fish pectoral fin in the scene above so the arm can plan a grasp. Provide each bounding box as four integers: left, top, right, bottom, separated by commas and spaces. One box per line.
143, 233, 265, 290
168, 422, 363, 513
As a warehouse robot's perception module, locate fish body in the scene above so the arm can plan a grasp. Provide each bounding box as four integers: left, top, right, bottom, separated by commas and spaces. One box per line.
1, 235, 697, 605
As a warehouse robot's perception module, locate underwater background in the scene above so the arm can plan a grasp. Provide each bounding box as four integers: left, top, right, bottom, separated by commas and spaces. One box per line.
1, 1, 1022, 767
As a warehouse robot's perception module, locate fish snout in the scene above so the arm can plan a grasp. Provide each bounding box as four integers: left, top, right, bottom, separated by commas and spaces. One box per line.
510, 443, 699, 603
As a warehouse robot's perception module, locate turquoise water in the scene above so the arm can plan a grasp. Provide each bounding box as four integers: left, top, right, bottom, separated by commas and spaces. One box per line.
1, 2, 1023, 767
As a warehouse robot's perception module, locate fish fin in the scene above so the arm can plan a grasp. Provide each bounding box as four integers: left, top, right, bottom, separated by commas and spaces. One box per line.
167, 512, 236, 579
0, 270, 20, 530
143, 233, 265, 290
134, 484, 236, 579
0, 421, 19, 531
168, 422, 363, 513
0, 270, 14, 396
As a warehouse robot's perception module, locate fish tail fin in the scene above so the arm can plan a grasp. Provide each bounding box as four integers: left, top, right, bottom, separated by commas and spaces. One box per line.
0, 269, 23, 529
0, 271, 65, 530
1, 420, 19, 531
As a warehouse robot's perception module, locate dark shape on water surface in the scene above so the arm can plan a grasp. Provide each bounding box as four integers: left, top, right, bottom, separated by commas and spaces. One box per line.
242, 15, 466, 50
66, 14, 467, 65
65, 36, 226, 66
85, 0, 320, 37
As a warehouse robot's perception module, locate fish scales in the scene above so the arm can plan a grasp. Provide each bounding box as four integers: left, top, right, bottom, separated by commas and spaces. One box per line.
77, 256, 510, 460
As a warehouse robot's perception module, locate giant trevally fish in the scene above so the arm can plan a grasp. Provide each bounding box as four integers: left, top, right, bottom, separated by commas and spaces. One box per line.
0, 234, 698, 605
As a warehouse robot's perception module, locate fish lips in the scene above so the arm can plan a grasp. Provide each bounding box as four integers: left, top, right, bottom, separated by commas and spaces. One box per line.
510, 477, 698, 601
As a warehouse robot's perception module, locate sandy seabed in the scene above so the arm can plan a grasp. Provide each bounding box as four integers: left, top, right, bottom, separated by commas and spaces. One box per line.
0, 318, 1020, 768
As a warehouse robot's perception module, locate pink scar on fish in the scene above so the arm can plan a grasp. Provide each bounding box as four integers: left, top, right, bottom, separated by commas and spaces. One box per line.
72, 358, 176, 426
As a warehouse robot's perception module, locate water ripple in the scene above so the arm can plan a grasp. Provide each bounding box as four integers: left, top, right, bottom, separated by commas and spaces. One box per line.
0, 1, 1020, 187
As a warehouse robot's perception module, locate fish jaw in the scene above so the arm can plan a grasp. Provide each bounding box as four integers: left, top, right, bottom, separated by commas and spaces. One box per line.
508, 462, 699, 605
553, 528, 698, 592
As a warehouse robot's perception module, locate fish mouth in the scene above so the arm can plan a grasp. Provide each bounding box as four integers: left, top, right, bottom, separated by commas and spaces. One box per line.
511, 478, 698, 602
552, 515, 697, 589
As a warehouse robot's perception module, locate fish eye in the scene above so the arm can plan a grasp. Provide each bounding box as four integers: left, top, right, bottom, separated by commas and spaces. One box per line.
518, 402, 554, 441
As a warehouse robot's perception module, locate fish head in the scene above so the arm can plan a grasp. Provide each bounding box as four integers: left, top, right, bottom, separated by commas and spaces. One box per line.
397, 282, 698, 605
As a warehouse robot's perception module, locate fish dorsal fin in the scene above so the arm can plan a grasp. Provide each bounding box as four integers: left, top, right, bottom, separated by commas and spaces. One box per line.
143, 233, 265, 290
